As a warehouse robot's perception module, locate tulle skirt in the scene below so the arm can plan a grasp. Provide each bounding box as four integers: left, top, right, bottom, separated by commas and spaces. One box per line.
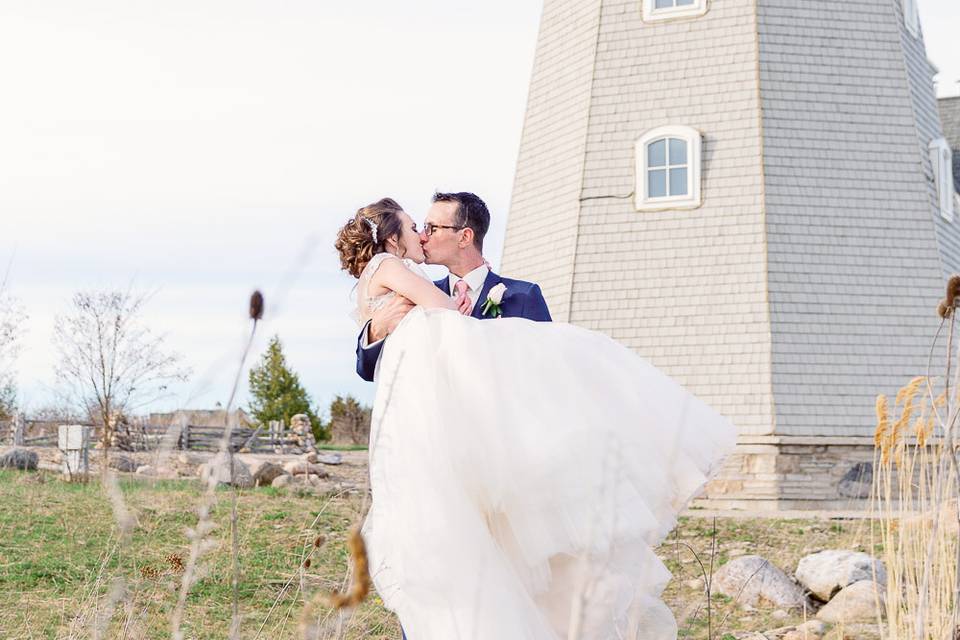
361, 308, 737, 639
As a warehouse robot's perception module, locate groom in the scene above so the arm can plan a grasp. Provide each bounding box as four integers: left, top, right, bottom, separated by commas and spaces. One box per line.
355, 191, 552, 382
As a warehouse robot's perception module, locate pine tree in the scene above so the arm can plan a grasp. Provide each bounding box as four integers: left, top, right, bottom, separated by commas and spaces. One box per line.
247, 335, 325, 439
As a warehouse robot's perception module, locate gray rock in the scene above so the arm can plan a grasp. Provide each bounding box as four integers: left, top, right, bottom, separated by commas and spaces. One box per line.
816, 580, 884, 623
712, 555, 809, 610
198, 453, 254, 488
796, 550, 886, 601
246, 460, 286, 487
317, 453, 343, 466
283, 461, 330, 478
838, 462, 873, 499
271, 474, 293, 489
781, 620, 827, 640
0, 447, 38, 471
135, 465, 155, 475
109, 455, 138, 473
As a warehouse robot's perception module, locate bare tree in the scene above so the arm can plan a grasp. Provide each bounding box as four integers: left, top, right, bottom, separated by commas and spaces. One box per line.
0, 270, 25, 422
53, 289, 189, 462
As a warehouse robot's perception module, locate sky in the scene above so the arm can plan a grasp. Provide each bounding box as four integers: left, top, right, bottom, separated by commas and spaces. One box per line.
1, 0, 958, 418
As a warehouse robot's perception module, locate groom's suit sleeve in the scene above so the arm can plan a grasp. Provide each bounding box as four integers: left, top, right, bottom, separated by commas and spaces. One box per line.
522, 284, 552, 322
356, 321, 384, 382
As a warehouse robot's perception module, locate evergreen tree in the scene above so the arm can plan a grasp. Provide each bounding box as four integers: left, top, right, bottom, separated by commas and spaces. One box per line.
247, 335, 324, 438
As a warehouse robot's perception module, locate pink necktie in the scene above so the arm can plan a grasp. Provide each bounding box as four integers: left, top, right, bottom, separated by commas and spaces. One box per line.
453, 280, 471, 315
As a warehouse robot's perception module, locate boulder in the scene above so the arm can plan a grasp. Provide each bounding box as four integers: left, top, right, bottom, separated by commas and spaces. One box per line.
796, 550, 886, 601
317, 453, 343, 466
781, 620, 827, 640
283, 461, 330, 478
303, 451, 318, 464
712, 555, 809, 610
245, 459, 287, 487
109, 455, 139, 473
816, 580, 884, 623
198, 453, 254, 488
271, 474, 293, 489
837, 462, 873, 499
0, 447, 38, 471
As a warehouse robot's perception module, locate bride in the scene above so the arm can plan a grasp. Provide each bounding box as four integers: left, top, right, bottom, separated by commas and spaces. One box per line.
335, 197, 737, 639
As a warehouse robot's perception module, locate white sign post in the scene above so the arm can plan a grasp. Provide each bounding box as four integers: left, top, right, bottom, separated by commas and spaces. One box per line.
58, 424, 90, 481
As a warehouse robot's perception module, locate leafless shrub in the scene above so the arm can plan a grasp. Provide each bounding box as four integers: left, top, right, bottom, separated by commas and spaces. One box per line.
52, 288, 189, 467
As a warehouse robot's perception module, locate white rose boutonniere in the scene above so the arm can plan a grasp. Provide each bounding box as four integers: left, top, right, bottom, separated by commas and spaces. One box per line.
481, 283, 507, 318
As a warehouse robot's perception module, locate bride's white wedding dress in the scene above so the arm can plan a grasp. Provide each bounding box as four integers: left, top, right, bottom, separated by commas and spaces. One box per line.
356, 253, 736, 639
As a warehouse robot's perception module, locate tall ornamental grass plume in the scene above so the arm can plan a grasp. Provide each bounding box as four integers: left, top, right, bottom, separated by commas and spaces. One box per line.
873, 275, 960, 640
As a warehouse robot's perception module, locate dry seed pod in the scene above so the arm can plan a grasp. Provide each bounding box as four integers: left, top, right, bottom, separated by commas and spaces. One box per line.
949, 275, 960, 303
249, 290, 265, 320
326, 527, 372, 609
939, 299, 951, 319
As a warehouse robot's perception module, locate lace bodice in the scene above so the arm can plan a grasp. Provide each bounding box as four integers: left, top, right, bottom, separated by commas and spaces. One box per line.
353, 253, 433, 326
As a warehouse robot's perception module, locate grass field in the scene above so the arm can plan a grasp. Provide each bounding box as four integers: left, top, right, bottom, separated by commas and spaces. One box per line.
0, 469, 876, 639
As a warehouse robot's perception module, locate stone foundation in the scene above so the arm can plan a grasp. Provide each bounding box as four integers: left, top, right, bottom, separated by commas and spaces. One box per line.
694, 436, 877, 511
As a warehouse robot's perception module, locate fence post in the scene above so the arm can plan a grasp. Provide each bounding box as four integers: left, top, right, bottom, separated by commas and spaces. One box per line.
13, 413, 24, 447
181, 421, 190, 451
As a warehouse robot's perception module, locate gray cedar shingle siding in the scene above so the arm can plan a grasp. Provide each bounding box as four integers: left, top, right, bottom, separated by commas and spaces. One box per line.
500, 0, 603, 322
938, 96, 960, 192
503, 0, 955, 442
759, 0, 947, 436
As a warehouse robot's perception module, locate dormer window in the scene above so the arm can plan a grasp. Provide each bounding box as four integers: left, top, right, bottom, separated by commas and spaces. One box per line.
641, 0, 708, 22
635, 126, 702, 211
931, 137, 955, 221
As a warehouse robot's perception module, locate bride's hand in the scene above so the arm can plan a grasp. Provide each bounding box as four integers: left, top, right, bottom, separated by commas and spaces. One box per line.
369, 295, 415, 342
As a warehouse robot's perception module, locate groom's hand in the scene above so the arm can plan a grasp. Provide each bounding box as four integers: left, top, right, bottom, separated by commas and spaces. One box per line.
368, 296, 415, 343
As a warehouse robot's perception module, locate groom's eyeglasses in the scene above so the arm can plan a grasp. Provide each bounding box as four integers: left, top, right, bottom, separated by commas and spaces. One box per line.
422, 223, 465, 237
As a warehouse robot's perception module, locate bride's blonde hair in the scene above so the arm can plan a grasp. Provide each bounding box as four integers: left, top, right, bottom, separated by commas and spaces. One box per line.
335, 197, 405, 278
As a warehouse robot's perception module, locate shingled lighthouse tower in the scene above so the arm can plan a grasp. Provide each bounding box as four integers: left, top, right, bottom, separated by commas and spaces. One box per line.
502, 0, 958, 509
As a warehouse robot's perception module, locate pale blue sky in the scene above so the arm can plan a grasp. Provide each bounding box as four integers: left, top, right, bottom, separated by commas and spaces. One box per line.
1, 0, 958, 417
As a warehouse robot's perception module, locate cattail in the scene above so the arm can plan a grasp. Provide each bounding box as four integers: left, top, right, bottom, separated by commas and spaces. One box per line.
303, 558, 312, 569
249, 290, 264, 321
325, 527, 372, 609
938, 299, 952, 319
314, 535, 325, 548
947, 275, 960, 307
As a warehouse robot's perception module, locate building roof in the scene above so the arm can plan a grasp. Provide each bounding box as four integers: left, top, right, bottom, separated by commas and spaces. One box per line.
939, 96, 960, 192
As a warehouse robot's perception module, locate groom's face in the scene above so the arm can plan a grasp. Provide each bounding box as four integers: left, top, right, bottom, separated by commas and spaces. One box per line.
421, 201, 460, 267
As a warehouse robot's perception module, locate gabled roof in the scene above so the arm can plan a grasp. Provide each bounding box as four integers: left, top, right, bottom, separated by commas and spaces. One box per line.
939, 96, 960, 192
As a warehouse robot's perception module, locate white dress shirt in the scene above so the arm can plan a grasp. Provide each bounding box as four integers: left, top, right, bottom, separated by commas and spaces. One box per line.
448, 264, 489, 315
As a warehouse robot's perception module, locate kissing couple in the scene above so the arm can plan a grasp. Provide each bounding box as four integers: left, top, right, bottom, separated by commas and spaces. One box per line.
335, 192, 736, 639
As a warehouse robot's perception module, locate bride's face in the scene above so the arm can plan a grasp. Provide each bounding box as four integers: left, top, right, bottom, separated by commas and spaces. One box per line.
389, 211, 425, 263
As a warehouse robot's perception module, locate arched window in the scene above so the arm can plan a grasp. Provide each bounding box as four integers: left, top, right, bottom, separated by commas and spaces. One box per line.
930, 137, 955, 221
635, 126, 702, 211
642, 0, 708, 22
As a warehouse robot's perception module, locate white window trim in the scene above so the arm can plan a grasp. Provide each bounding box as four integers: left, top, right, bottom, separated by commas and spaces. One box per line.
641, 0, 708, 23
635, 125, 702, 212
903, 0, 920, 37
930, 137, 955, 222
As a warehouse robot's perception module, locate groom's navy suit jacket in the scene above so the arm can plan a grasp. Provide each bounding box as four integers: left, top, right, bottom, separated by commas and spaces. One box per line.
355, 270, 552, 382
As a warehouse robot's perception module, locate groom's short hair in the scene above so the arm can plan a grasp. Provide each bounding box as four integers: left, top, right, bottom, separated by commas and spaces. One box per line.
432, 191, 490, 252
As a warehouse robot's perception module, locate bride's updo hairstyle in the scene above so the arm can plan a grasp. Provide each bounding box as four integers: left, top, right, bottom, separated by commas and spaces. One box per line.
335, 197, 405, 278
